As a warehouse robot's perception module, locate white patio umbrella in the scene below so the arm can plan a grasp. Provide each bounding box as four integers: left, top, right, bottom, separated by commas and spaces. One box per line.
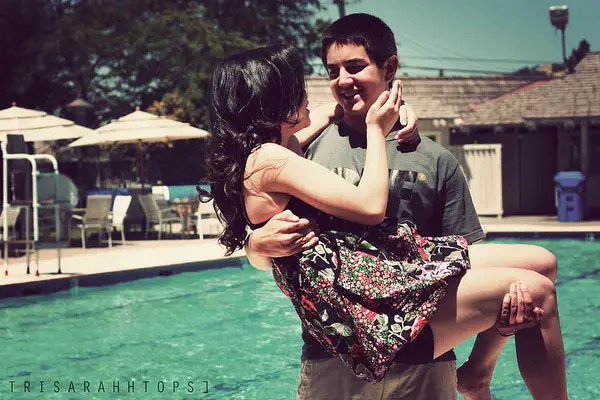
0, 104, 94, 142
68, 108, 210, 189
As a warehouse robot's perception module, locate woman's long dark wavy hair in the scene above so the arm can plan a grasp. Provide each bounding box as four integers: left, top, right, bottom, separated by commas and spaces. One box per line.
204, 44, 307, 255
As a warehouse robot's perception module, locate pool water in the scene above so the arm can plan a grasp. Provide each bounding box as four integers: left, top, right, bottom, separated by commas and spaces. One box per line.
1, 238, 599, 399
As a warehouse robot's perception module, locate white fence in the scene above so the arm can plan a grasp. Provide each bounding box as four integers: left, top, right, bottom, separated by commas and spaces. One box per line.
449, 144, 503, 218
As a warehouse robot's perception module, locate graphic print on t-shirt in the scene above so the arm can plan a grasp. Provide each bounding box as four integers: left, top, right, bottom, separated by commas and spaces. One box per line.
388, 170, 418, 220
329, 167, 361, 186
326, 167, 419, 220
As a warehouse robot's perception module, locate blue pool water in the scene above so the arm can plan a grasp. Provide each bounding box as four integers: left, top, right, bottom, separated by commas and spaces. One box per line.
1, 238, 599, 399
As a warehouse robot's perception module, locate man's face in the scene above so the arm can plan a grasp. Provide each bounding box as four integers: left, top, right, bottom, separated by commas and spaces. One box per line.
325, 43, 391, 117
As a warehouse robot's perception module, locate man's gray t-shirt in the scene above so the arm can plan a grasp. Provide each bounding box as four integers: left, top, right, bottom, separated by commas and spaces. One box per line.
302, 121, 485, 361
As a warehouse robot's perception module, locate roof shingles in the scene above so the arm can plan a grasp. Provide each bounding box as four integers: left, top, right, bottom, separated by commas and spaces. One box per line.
306, 75, 534, 120
462, 52, 600, 126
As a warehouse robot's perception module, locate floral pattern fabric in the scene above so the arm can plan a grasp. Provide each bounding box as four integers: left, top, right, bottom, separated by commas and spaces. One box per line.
271, 219, 470, 384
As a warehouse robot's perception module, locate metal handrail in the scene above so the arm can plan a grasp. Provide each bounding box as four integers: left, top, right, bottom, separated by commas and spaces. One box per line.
1, 139, 62, 275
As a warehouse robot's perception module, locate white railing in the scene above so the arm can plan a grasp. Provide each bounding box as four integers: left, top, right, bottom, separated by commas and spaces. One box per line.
449, 144, 503, 218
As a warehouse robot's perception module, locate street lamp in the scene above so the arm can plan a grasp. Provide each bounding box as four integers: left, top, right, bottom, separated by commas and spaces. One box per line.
549, 5, 569, 64
333, 0, 346, 17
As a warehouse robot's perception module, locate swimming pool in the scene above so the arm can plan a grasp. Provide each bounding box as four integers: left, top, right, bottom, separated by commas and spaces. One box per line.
1, 238, 598, 399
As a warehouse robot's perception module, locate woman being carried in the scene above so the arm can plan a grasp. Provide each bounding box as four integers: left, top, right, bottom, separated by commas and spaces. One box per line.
205, 44, 567, 398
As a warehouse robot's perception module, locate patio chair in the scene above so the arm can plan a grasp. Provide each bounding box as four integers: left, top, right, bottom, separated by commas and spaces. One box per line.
151, 185, 170, 201
0, 206, 22, 242
1, 206, 30, 273
37, 172, 80, 242
109, 195, 132, 244
70, 194, 113, 249
138, 194, 182, 239
194, 199, 222, 240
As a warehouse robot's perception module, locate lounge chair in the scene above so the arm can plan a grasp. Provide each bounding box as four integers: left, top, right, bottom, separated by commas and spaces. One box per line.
0, 206, 21, 242
138, 194, 182, 239
110, 195, 132, 244
0, 206, 28, 273
70, 194, 113, 248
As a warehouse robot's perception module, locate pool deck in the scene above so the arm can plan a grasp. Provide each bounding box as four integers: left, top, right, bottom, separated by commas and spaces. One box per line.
0, 238, 245, 298
480, 215, 600, 235
1, 215, 599, 299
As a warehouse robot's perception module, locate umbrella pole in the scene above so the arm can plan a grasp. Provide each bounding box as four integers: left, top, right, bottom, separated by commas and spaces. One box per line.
138, 141, 145, 193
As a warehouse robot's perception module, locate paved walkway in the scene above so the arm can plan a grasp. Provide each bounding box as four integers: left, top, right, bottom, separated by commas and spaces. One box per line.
480, 215, 600, 235
2, 215, 598, 298
0, 238, 244, 298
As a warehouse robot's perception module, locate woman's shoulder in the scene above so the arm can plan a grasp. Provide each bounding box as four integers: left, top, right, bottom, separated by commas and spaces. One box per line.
245, 143, 300, 185
249, 142, 291, 160
247, 142, 302, 171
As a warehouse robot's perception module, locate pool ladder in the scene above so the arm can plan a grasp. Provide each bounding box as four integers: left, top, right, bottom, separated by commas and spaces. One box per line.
1, 138, 63, 276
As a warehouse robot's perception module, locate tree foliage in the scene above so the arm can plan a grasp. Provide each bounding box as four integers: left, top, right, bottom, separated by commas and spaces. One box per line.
0, 0, 330, 185
512, 39, 592, 77
1, 0, 328, 123
566, 39, 591, 72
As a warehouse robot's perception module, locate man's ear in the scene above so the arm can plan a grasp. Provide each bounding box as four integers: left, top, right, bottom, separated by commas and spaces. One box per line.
384, 55, 399, 82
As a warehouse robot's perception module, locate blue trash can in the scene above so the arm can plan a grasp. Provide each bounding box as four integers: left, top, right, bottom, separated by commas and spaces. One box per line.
554, 171, 585, 222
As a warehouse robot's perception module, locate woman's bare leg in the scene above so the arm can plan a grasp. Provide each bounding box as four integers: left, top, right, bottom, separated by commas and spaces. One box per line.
429, 267, 567, 400
457, 244, 558, 400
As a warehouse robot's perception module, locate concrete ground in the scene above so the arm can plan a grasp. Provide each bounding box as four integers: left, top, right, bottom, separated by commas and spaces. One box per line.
0, 237, 244, 298
480, 215, 600, 233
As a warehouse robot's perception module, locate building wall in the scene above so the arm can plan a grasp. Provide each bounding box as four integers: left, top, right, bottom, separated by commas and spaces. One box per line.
416, 119, 450, 148
451, 127, 557, 215
557, 124, 600, 215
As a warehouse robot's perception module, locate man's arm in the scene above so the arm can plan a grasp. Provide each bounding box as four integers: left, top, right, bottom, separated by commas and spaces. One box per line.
244, 210, 318, 270
294, 102, 343, 147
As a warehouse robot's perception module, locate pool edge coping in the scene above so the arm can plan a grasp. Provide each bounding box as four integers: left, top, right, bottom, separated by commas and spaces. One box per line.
0, 255, 248, 299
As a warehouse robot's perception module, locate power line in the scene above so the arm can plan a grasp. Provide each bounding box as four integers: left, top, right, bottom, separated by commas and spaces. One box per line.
399, 55, 554, 65
396, 34, 474, 62
395, 34, 520, 71
308, 59, 536, 76
401, 64, 514, 75
308, 61, 517, 76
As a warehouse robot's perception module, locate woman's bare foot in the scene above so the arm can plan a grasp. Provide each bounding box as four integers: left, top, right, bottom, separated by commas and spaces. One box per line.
458, 282, 544, 400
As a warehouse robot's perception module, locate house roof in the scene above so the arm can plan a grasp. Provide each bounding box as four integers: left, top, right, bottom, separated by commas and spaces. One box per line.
461, 52, 600, 126
306, 75, 534, 120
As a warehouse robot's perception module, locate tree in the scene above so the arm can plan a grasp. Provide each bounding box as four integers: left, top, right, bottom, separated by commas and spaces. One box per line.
1, 0, 328, 121
0, 0, 331, 185
566, 39, 591, 72
512, 39, 592, 77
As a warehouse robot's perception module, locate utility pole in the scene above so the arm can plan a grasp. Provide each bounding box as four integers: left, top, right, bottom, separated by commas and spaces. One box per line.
333, 0, 345, 17
549, 5, 569, 64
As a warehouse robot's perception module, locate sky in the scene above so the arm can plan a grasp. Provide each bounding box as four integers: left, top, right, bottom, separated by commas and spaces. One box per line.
316, 0, 600, 76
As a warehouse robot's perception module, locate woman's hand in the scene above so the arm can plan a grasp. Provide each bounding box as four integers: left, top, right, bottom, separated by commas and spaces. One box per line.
366, 80, 402, 135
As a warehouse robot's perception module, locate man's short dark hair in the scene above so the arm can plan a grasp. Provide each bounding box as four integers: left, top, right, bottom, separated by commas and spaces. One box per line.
321, 13, 397, 68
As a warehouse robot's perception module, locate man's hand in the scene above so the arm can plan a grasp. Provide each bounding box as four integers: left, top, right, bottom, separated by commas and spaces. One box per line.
495, 281, 544, 336
328, 102, 344, 125
394, 80, 418, 143
396, 102, 418, 142
245, 210, 318, 269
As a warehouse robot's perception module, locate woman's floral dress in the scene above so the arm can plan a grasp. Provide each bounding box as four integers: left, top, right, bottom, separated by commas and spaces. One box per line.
271, 199, 470, 384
